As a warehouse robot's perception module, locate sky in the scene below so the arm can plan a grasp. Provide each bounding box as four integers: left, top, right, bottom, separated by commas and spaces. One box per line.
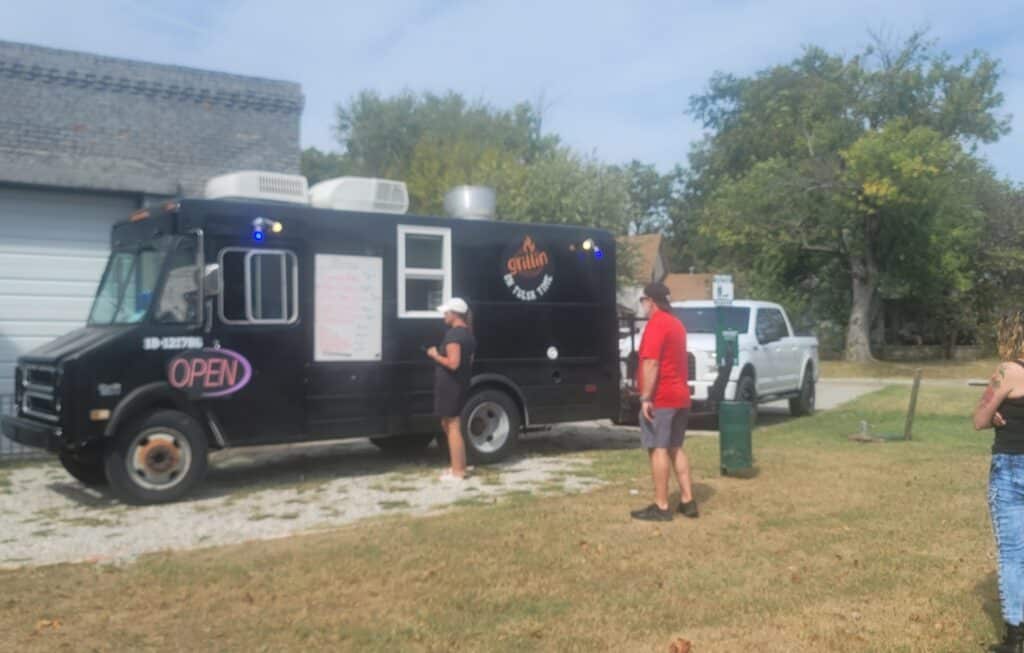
2, 0, 1024, 180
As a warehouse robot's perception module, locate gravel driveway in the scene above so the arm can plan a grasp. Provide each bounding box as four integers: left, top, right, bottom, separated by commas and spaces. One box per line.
0, 424, 632, 569
0, 379, 881, 569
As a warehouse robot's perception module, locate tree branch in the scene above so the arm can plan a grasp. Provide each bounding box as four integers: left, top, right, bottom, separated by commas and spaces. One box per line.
801, 236, 842, 254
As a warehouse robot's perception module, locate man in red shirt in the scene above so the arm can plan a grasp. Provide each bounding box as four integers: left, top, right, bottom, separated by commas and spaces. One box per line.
631, 282, 697, 522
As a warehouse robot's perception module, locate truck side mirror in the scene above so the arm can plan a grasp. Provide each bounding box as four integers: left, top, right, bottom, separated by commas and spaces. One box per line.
203, 263, 221, 296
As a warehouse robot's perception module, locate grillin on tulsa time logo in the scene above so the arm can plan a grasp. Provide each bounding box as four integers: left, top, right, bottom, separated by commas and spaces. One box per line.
504, 235, 554, 301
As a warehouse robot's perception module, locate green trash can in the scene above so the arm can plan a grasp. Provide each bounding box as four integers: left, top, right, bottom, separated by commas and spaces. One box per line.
719, 400, 753, 475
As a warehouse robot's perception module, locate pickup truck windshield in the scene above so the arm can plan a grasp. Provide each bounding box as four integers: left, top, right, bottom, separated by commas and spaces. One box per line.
88, 248, 167, 325
673, 307, 750, 334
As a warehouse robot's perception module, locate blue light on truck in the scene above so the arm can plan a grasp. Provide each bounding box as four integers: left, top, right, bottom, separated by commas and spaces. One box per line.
251, 217, 281, 241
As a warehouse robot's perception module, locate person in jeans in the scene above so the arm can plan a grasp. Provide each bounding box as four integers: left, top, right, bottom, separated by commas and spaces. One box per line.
427, 298, 477, 483
975, 310, 1024, 653
630, 282, 697, 522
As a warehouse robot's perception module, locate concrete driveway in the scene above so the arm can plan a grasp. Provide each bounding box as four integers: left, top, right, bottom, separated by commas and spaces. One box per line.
759, 378, 888, 417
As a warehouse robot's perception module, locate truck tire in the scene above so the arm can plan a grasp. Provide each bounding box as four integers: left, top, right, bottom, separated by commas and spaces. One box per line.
58, 448, 108, 487
460, 389, 521, 464
370, 433, 435, 454
104, 410, 209, 505
789, 370, 816, 417
735, 374, 758, 424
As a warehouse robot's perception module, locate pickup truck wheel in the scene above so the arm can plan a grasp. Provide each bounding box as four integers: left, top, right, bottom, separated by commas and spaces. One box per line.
370, 433, 435, 453
104, 410, 208, 505
735, 374, 758, 424
460, 390, 521, 464
789, 373, 816, 417
58, 448, 107, 487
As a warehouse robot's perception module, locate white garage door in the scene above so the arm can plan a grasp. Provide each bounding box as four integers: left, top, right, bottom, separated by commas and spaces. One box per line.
0, 188, 137, 399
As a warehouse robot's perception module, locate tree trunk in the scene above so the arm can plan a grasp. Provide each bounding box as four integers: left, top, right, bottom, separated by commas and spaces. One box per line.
869, 292, 885, 348
845, 271, 875, 362
845, 216, 879, 362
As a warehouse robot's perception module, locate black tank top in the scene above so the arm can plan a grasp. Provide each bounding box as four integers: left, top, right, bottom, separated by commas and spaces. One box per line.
994, 360, 1024, 455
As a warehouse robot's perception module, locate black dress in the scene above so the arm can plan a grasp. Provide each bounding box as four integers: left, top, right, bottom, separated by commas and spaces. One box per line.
433, 326, 476, 418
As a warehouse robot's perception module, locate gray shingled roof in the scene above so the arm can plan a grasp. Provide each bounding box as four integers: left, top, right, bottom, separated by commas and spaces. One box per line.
0, 40, 304, 197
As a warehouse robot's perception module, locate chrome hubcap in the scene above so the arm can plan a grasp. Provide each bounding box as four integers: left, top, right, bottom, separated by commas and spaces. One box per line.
126, 430, 191, 491
467, 402, 510, 454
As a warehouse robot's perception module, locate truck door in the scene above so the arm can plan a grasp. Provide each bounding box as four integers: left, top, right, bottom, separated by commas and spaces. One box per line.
207, 244, 306, 443
752, 308, 783, 394
774, 310, 802, 390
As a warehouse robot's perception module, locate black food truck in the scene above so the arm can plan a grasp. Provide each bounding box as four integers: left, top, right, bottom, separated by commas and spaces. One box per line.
1, 173, 619, 504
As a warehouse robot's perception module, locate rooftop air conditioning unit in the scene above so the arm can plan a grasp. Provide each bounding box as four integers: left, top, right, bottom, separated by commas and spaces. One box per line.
204, 171, 310, 205
309, 177, 409, 214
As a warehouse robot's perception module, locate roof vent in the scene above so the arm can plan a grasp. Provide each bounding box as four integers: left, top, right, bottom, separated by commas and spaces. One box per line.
309, 177, 409, 214
204, 171, 310, 204
444, 186, 496, 220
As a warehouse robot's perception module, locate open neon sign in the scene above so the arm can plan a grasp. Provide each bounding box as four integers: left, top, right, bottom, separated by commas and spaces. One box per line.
167, 349, 252, 398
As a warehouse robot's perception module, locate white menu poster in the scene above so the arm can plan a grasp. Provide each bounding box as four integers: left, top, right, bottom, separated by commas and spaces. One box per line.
314, 254, 383, 362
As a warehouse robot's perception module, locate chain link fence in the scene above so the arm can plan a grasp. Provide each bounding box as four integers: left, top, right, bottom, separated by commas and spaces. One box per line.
0, 394, 47, 462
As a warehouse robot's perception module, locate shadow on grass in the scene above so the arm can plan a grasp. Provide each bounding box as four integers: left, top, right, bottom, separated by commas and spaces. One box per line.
975, 570, 1002, 634
721, 466, 761, 480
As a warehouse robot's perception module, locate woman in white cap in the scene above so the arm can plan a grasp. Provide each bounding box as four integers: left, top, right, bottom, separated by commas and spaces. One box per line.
426, 297, 476, 481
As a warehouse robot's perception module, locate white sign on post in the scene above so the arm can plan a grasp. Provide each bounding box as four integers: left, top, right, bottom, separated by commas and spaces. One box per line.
314, 254, 383, 362
713, 274, 734, 306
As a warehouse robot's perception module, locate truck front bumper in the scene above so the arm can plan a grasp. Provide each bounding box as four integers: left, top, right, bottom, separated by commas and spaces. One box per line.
690, 379, 738, 403
1, 415, 61, 452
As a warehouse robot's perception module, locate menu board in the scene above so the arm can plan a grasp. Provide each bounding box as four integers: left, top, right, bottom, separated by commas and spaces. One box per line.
314, 254, 383, 362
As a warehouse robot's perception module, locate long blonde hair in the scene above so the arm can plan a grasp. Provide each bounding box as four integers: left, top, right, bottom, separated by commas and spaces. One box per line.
997, 310, 1024, 361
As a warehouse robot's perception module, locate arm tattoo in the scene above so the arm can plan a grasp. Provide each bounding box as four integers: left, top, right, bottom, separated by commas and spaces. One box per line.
994, 365, 1007, 389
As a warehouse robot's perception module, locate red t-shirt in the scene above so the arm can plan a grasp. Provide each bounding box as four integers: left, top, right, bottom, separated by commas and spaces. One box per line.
638, 309, 691, 409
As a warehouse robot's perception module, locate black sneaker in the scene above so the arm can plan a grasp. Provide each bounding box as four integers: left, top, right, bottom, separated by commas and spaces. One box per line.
630, 504, 673, 522
678, 501, 699, 519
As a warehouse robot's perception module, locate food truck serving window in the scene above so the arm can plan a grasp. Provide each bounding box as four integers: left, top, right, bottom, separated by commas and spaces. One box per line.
219, 248, 299, 325
397, 225, 451, 318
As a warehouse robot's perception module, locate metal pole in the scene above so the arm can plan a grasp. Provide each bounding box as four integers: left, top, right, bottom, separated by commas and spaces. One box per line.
904, 368, 923, 441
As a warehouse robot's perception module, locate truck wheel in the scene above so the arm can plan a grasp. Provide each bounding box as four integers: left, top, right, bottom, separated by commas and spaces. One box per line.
370, 433, 435, 454
461, 390, 521, 464
58, 448, 107, 487
735, 374, 758, 424
789, 371, 816, 417
104, 410, 208, 505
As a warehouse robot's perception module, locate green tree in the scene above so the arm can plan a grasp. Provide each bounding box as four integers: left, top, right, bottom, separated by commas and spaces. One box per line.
334, 90, 557, 185
300, 147, 348, 186
617, 160, 674, 235
686, 32, 1009, 360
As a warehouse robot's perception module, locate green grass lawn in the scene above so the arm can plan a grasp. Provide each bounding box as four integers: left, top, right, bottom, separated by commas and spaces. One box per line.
0, 387, 1003, 652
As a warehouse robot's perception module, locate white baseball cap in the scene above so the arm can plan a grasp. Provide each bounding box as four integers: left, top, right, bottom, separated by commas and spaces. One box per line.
437, 297, 469, 315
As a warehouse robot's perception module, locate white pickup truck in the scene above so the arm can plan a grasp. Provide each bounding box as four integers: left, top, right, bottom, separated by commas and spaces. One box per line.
619, 300, 819, 422
674, 300, 819, 419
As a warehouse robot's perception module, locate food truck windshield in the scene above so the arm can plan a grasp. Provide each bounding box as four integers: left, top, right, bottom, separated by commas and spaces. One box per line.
87, 235, 200, 326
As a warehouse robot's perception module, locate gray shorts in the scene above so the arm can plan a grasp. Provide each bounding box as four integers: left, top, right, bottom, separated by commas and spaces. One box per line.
640, 408, 689, 449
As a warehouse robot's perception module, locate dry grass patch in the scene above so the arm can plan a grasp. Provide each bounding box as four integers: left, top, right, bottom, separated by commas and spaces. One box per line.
0, 386, 1003, 652
822, 358, 998, 380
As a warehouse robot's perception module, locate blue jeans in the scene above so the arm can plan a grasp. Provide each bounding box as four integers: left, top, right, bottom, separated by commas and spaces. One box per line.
990, 453, 1024, 625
